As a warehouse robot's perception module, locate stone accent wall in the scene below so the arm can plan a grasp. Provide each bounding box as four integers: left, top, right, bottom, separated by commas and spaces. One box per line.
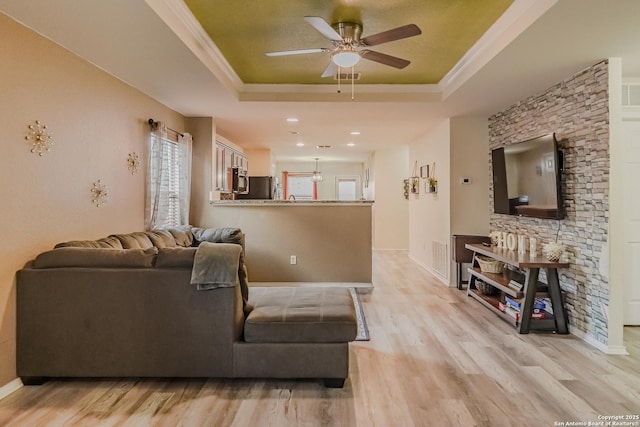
488, 60, 610, 344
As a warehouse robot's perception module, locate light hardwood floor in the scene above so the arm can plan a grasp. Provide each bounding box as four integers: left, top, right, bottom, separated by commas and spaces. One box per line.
1, 250, 638, 426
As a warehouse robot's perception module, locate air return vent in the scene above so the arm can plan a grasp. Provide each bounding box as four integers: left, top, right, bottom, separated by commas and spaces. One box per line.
432, 241, 449, 279
334, 73, 361, 80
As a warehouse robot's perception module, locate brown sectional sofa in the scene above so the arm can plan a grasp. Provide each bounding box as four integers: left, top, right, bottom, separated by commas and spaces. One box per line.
16, 226, 357, 388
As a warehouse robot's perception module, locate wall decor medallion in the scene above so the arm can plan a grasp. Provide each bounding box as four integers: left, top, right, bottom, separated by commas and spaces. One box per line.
25, 120, 53, 156
127, 152, 140, 174
91, 180, 108, 207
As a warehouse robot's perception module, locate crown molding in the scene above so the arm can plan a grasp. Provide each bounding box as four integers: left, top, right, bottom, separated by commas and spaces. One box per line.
439, 0, 558, 99
145, 0, 243, 93
239, 83, 441, 102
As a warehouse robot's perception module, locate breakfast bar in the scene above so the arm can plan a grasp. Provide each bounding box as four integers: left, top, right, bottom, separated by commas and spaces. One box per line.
203, 200, 374, 284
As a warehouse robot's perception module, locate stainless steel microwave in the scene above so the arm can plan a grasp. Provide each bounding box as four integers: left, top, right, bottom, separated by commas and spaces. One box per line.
231, 167, 248, 193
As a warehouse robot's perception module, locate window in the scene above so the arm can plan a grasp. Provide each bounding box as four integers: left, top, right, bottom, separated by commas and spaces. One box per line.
145, 123, 192, 230
283, 172, 317, 200
160, 137, 180, 228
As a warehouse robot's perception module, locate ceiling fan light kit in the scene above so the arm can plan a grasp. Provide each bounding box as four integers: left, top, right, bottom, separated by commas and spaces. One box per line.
332, 50, 360, 68
265, 16, 422, 98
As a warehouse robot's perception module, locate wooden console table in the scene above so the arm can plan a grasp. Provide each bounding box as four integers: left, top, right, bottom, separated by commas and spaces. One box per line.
465, 243, 569, 334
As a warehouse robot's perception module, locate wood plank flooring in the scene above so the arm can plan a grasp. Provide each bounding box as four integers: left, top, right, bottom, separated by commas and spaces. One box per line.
1, 250, 638, 426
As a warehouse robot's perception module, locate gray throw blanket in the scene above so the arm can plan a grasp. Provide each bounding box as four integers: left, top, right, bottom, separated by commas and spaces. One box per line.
190, 242, 241, 291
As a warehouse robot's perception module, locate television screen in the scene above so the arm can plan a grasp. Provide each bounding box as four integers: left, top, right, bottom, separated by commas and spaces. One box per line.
492, 133, 563, 219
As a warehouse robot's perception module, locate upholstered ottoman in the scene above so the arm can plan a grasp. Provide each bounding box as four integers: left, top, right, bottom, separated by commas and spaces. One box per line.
245, 287, 357, 343
233, 287, 358, 387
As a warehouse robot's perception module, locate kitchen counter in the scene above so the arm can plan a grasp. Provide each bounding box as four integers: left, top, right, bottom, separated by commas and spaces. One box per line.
210, 200, 374, 206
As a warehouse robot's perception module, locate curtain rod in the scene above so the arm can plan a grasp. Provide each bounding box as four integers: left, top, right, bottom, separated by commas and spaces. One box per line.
147, 118, 184, 137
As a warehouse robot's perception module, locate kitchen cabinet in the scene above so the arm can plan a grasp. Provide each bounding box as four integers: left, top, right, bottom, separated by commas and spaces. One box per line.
215, 141, 247, 193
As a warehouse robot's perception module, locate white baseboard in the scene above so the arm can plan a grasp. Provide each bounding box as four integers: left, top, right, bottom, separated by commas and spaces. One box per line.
0, 378, 23, 401
605, 345, 630, 355
570, 327, 628, 354
408, 254, 450, 286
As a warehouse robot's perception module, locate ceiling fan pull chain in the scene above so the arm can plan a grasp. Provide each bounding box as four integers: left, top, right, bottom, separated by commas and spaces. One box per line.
337, 65, 341, 93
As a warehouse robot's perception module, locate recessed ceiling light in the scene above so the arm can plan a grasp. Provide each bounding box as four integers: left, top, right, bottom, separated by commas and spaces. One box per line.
347, 142, 355, 147
296, 142, 304, 147
286, 118, 299, 123
350, 131, 361, 135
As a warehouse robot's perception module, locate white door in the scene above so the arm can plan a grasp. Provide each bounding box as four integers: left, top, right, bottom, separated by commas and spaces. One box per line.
622, 120, 640, 325
335, 176, 360, 201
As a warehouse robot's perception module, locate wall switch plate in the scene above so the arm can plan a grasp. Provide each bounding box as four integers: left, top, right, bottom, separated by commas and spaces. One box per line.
290, 255, 297, 265
460, 177, 472, 185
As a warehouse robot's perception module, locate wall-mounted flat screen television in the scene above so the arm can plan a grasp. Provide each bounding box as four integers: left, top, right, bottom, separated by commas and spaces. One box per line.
492, 133, 564, 219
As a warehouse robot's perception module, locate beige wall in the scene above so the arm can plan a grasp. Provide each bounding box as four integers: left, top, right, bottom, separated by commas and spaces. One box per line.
450, 117, 491, 284
202, 205, 372, 283
245, 149, 273, 176
371, 147, 409, 250
186, 117, 215, 227
450, 116, 490, 235
0, 13, 184, 387
408, 120, 451, 283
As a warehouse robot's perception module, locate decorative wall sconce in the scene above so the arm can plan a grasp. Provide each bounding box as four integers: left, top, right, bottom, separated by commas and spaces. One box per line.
127, 152, 140, 175
25, 120, 53, 156
427, 162, 437, 194
409, 161, 419, 194
427, 177, 438, 193
91, 180, 108, 207
409, 176, 420, 194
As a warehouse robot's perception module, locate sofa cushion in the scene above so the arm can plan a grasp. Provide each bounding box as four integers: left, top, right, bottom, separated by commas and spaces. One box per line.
54, 236, 123, 249
155, 247, 197, 268
112, 232, 154, 249
33, 247, 158, 269
244, 287, 357, 343
166, 225, 194, 247
145, 230, 177, 248
191, 227, 245, 250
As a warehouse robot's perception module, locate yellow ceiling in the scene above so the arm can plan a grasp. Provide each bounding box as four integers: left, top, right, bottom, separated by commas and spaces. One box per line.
184, 0, 514, 85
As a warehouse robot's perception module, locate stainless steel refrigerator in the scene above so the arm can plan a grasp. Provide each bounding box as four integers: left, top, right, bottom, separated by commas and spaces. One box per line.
234, 176, 275, 199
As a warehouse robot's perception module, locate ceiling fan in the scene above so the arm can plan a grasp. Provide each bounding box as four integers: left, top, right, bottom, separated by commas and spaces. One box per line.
266, 16, 422, 78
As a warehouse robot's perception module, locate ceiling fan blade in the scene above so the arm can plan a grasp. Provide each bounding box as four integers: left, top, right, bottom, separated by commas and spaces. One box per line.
361, 24, 421, 47
360, 49, 410, 69
266, 48, 329, 57
304, 16, 343, 41
321, 61, 338, 78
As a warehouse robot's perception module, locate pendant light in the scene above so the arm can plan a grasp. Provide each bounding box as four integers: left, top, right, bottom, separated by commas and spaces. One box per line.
311, 158, 323, 182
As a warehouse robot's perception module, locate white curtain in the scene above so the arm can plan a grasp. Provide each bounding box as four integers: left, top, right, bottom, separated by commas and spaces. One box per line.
144, 122, 192, 230
145, 122, 167, 230
177, 132, 192, 226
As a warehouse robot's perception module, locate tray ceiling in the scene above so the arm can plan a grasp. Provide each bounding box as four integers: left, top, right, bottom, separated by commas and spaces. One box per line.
184, 0, 514, 85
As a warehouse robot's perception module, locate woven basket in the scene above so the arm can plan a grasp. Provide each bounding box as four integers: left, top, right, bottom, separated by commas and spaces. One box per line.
475, 280, 499, 296
475, 255, 505, 274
